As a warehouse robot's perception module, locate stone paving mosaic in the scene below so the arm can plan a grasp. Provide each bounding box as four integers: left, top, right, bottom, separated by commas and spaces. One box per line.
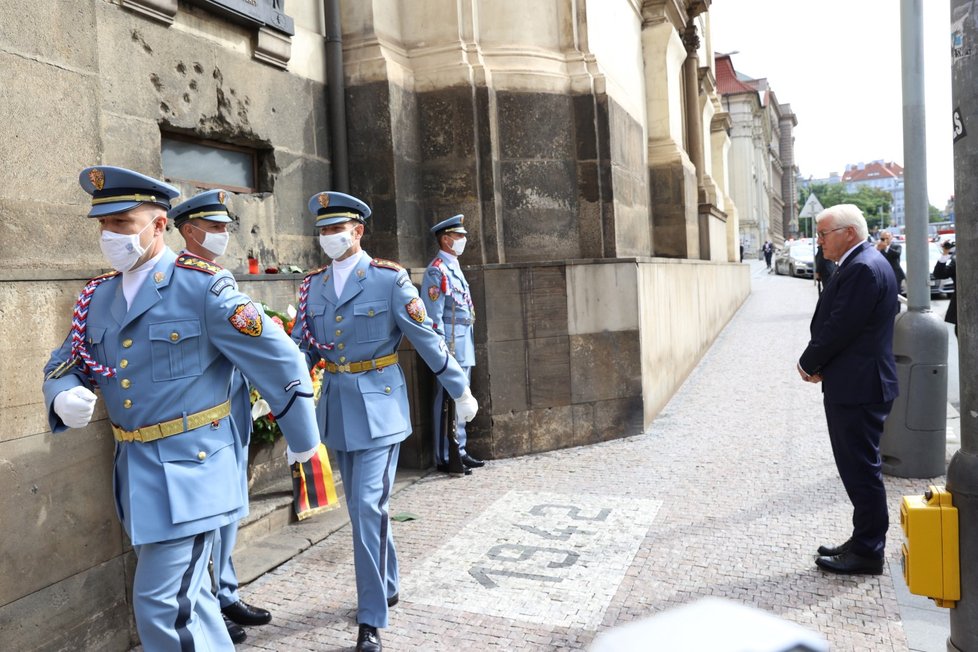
402, 490, 661, 630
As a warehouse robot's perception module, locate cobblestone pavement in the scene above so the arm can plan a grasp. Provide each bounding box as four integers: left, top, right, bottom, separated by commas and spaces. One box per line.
238, 261, 941, 651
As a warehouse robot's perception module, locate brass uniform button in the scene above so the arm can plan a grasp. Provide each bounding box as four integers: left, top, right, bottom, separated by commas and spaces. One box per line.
338, 343, 345, 350
122, 339, 133, 348
123, 399, 132, 408
368, 309, 375, 317
170, 332, 179, 341
335, 329, 342, 336
339, 356, 347, 363
197, 451, 207, 460
120, 379, 131, 389
335, 315, 343, 322
384, 386, 391, 394
119, 359, 129, 368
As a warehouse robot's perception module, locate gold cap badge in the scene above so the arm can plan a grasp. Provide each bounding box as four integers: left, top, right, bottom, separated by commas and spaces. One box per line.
88, 169, 105, 191
218, 191, 227, 204
318, 193, 330, 208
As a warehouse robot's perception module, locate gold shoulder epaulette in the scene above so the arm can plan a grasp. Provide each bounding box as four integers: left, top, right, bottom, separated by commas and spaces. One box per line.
304, 265, 329, 279
176, 254, 224, 275
371, 258, 404, 272
90, 270, 120, 282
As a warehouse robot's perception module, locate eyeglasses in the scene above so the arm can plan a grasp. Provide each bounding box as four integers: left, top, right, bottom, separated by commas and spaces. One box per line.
816, 226, 848, 240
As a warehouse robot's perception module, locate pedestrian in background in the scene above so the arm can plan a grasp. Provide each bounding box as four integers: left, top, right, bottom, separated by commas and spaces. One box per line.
797, 203, 898, 576
292, 191, 478, 652
762, 240, 774, 270
42, 167, 321, 650
934, 240, 958, 337
172, 189, 273, 644
876, 229, 906, 297
814, 244, 836, 295
421, 214, 484, 476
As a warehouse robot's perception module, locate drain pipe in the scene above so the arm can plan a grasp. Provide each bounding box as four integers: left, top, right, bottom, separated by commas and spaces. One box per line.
324, 0, 349, 192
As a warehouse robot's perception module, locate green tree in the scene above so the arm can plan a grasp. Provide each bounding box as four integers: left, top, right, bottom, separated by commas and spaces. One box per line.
798, 183, 894, 229
929, 205, 944, 222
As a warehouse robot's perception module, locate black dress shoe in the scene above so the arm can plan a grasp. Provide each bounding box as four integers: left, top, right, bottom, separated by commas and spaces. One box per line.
461, 454, 485, 468
387, 592, 399, 608
222, 600, 272, 626
436, 463, 471, 476
356, 624, 382, 652
817, 539, 852, 557
815, 550, 884, 575
223, 615, 247, 644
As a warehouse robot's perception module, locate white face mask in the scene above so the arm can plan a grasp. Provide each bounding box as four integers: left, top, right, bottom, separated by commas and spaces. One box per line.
320, 230, 354, 259
193, 226, 229, 257
100, 220, 154, 272
450, 237, 467, 256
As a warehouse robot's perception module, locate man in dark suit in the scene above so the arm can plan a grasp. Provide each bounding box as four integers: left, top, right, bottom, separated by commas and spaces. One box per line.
933, 240, 957, 337
797, 204, 899, 575
877, 229, 905, 293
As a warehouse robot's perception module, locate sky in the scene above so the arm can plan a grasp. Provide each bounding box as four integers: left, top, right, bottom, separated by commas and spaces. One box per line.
709, 1, 954, 208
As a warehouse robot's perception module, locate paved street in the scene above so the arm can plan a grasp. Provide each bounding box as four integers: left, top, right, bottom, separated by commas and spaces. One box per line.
234, 260, 955, 651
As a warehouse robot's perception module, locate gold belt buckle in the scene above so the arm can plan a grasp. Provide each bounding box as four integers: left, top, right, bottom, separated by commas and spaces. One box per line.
336, 362, 351, 373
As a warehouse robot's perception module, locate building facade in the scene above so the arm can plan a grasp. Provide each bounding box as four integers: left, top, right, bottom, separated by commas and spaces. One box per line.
841, 160, 905, 226
716, 53, 797, 255
0, 1, 749, 648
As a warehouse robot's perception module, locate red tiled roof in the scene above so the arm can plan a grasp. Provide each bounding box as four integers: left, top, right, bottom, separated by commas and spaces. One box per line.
715, 55, 758, 95
841, 161, 904, 182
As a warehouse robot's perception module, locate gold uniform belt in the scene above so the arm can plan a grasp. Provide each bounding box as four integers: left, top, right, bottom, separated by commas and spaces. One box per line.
324, 352, 399, 374
112, 400, 231, 443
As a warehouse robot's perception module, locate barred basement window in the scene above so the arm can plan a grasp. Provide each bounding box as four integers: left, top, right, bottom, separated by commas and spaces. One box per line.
161, 134, 259, 193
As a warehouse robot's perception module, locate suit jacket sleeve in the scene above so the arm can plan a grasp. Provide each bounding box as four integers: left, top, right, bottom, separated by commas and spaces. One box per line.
799, 263, 885, 375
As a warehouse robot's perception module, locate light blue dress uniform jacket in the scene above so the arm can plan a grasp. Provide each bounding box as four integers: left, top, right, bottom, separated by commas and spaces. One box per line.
292, 251, 469, 451
420, 251, 475, 365
42, 248, 320, 546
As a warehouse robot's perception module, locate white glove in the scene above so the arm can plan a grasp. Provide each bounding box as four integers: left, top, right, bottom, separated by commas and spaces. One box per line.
287, 445, 318, 465
454, 387, 479, 423
53, 386, 98, 429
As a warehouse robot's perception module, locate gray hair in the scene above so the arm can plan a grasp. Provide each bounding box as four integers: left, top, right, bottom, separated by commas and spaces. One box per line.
816, 204, 868, 240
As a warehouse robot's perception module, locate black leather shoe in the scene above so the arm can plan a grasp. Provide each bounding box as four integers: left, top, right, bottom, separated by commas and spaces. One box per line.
223, 615, 247, 644
356, 624, 382, 652
461, 454, 485, 468
436, 463, 471, 476
222, 600, 272, 626
387, 592, 399, 608
815, 550, 884, 575
817, 539, 852, 557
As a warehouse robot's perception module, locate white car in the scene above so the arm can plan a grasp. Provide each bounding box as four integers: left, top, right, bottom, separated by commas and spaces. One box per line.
899, 242, 954, 296
774, 240, 815, 278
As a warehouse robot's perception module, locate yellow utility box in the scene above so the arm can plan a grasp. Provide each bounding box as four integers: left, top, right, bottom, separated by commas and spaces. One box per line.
900, 485, 959, 608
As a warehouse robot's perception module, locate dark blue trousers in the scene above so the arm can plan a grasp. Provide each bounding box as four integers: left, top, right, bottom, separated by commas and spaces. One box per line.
823, 398, 893, 558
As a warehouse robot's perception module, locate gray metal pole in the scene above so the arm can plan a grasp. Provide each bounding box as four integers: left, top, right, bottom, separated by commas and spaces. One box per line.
902, 0, 930, 311
948, 1, 978, 648
881, 0, 949, 479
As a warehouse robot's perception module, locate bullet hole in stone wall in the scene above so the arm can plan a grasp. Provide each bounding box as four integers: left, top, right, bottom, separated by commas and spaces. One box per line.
131, 30, 153, 54
150, 73, 163, 92
194, 63, 204, 74
176, 62, 186, 75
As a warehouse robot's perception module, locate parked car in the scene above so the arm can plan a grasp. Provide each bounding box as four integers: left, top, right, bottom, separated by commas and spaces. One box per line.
899, 242, 954, 297
774, 239, 815, 278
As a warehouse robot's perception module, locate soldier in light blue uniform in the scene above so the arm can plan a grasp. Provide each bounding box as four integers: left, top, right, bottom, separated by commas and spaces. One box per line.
171, 189, 272, 644
420, 215, 484, 474
291, 191, 479, 652
43, 167, 320, 651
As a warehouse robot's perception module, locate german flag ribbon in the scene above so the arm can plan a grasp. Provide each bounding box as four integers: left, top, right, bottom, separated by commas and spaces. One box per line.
291, 443, 339, 521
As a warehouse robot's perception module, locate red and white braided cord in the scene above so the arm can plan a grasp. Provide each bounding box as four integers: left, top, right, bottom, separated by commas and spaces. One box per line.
70, 276, 116, 379
297, 276, 333, 352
